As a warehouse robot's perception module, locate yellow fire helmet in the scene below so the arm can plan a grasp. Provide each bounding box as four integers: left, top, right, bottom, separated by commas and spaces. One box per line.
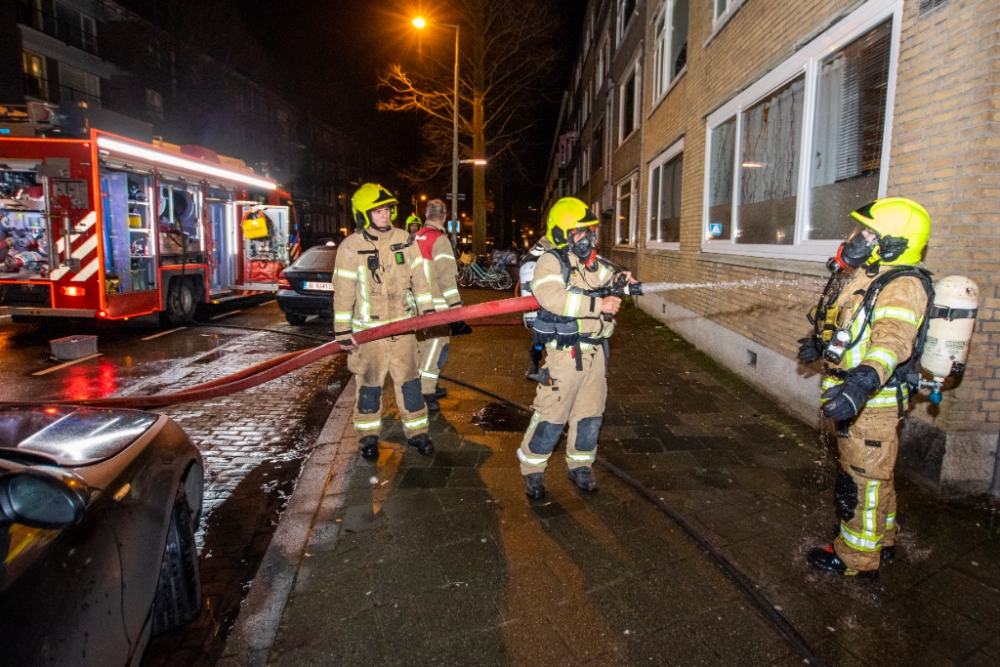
849, 197, 930, 266
352, 183, 399, 229
545, 197, 599, 248
405, 213, 422, 231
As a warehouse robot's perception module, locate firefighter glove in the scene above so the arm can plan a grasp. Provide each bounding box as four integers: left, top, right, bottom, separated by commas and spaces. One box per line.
797, 336, 823, 364
821, 365, 881, 420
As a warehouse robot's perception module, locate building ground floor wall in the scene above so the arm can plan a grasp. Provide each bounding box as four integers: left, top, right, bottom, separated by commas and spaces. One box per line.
637, 291, 1000, 496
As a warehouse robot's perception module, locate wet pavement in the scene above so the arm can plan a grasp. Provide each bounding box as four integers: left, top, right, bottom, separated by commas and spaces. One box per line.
0, 302, 350, 667
253, 291, 1000, 667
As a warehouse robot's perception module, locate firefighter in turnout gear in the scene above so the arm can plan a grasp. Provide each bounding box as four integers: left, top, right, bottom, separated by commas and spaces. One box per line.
798, 197, 932, 578
414, 199, 463, 410
517, 197, 632, 499
334, 183, 436, 460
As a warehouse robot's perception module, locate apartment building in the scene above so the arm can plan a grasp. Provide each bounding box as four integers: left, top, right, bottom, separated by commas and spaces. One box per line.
547, 0, 1000, 494
2, 0, 381, 243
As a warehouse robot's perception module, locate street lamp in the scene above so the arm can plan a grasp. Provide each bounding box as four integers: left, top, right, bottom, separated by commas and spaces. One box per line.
413, 16, 460, 242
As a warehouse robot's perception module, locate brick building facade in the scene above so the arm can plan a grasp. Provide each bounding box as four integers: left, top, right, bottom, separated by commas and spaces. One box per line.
546, 0, 1000, 494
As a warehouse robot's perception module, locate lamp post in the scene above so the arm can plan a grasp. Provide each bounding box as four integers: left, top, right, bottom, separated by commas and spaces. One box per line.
413, 17, 460, 244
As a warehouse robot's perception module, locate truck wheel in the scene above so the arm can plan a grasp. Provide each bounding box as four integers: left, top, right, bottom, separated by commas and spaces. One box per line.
151, 486, 202, 636
163, 280, 197, 325
285, 312, 307, 326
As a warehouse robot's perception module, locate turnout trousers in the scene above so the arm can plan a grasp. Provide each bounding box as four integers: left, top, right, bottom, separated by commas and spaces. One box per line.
347, 334, 429, 440
833, 408, 900, 572
518, 346, 607, 476
417, 335, 450, 395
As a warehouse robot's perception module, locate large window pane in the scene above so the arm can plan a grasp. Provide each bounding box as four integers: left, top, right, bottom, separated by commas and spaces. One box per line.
617, 180, 632, 244
671, 0, 688, 79
649, 165, 660, 239
622, 72, 636, 138
659, 154, 683, 242
809, 20, 892, 240
737, 75, 805, 245
708, 118, 736, 241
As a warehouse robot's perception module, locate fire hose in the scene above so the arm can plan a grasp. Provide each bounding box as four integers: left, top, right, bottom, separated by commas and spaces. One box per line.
0, 296, 541, 410
4, 292, 827, 664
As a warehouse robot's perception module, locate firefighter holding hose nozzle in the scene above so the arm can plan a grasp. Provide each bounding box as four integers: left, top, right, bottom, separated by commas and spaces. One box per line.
517, 197, 635, 499
798, 197, 934, 579
334, 184, 437, 460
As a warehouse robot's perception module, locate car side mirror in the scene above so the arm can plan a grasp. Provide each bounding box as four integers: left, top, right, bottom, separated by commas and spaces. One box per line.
0, 467, 90, 529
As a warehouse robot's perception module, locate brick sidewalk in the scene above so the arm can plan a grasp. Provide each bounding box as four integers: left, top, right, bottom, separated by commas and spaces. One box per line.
262, 292, 999, 667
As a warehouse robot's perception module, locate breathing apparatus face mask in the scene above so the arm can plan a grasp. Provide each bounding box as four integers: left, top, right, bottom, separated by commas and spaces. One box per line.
568, 228, 597, 266
832, 228, 877, 271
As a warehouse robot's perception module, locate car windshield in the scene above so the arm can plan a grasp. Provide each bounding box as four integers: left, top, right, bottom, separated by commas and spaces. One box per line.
290, 247, 337, 271
0, 407, 157, 465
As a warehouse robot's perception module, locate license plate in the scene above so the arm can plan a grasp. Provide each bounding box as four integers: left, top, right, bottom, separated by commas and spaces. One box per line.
304, 281, 335, 291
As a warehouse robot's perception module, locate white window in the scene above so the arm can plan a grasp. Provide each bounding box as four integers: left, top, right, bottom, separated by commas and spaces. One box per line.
584, 18, 593, 57
619, 61, 640, 143
55, 2, 98, 53
59, 63, 101, 106
581, 84, 591, 125
703, 0, 900, 261
617, 0, 637, 45
592, 200, 603, 244
648, 139, 684, 247
652, 0, 689, 100
615, 173, 638, 246
581, 146, 591, 185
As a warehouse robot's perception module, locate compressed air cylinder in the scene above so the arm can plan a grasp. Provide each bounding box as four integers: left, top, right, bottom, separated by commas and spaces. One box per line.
921, 275, 979, 382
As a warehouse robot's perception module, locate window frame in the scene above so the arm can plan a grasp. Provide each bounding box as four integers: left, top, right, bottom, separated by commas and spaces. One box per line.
701, 0, 902, 262
618, 59, 641, 144
647, 138, 684, 250
652, 0, 688, 103
617, 0, 638, 46
615, 172, 639, 248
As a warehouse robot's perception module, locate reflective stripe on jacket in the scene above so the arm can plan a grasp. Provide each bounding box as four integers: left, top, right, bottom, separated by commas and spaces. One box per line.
530, 250, 616, 343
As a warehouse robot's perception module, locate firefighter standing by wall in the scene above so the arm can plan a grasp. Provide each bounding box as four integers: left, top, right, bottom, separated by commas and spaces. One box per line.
797, 197, 932, 578
517, 197, 631, 499
333, 183, 437, 459
414, 199, 463, 410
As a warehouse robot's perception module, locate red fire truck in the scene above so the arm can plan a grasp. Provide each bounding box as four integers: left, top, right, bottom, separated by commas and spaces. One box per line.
0, 130, 297, 323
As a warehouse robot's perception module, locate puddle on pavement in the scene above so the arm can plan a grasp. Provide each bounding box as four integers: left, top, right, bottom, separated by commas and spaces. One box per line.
472, 401, 531, 432
193, 348, 230, 364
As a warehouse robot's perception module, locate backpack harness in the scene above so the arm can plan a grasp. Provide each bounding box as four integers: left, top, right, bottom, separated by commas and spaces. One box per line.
818, 266, 935, 417
531, 248, 612, 372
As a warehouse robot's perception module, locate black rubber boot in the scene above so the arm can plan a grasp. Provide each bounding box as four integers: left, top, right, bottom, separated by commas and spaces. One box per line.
568, 467, 599, 492
407, 433, 435, 455
807, 546, 878, 579
359, 435, 379, 460
524, 473, 546, 499
881, 545, 895, 565
526, 361, 540, 381
423, 394, 441, 412
434, 386, 447, 399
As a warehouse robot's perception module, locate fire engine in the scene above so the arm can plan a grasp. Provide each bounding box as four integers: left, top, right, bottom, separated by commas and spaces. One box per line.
0, 130, 298, 324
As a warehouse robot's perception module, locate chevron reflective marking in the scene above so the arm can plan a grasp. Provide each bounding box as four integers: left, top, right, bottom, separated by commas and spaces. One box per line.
72, 258, 100, 282
49, 267, 69, 281
71, 235, 98, 260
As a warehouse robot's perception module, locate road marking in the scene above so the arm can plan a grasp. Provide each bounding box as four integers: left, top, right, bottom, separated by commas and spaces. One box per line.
33, 353, 103, 376
210, 310, 243, 320
142, 327, 187, 341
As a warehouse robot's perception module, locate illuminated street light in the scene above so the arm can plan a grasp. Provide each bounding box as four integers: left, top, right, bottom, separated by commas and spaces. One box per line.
459, 158, 487, 166
413, 16, 460, 243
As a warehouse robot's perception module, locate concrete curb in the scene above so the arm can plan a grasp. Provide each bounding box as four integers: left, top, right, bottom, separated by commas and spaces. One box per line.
217, 378, 358, 667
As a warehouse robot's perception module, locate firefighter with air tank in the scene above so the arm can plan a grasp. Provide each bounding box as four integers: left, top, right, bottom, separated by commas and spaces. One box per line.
333, 183, 436, 460
798, 197, 941, 578
517, 197, 638, 499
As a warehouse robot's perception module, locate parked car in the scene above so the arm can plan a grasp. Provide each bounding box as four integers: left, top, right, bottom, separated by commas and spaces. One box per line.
0, 406, 203, 667
277, 244, 337, 325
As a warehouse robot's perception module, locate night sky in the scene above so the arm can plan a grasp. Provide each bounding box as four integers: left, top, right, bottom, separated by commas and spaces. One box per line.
124, 0, 588, 203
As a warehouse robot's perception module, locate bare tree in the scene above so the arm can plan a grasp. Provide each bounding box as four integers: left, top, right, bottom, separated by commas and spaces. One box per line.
379, 0, 560, 254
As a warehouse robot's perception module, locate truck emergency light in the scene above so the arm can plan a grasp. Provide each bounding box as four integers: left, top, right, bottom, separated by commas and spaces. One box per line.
96, 137, 277, 190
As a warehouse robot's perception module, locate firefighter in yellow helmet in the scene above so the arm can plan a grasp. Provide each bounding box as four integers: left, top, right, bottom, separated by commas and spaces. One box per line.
333, 183, 437, 459
797, 197, 933, 578
406, 213, 423, 235
517, 197, 633, 498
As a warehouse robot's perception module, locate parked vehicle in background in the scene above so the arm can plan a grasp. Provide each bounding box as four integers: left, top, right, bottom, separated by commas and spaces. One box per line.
276, 244, 337, 325
0, 130, 299, 326
0, 406, 204, 667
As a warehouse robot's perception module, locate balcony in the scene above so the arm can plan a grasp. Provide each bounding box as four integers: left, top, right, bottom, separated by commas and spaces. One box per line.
17, 1, 99, 56
23, 73, 100, 108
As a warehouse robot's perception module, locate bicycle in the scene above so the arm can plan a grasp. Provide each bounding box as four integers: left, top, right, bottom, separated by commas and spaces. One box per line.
457, 254, 513, 290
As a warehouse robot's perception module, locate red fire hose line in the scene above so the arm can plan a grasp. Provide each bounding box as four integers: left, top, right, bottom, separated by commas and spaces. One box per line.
4, 296, 540, 410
